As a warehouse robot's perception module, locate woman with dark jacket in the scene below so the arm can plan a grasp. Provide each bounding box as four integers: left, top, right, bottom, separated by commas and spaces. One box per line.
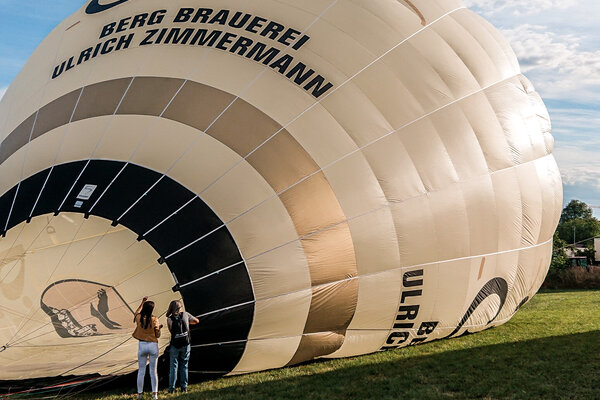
132, 296, 162, 399
166, 300, 199, 393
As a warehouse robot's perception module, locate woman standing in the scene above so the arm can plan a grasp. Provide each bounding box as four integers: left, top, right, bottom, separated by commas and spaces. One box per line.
132, 296, 162, 399
166, 300, 199, 394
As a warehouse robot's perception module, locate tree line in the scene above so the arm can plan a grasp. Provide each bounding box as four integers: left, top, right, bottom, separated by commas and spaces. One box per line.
551, 199, 600, 270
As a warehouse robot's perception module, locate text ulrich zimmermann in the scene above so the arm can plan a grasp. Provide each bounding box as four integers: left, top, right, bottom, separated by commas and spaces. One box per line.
52, 8, 335, 99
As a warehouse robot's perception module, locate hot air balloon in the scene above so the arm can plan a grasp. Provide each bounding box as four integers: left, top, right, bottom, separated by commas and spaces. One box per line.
0, 0, 561, 387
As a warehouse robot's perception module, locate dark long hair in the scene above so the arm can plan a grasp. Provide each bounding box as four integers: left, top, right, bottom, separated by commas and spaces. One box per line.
140, 301, 155, 329
166, 300, 182, 318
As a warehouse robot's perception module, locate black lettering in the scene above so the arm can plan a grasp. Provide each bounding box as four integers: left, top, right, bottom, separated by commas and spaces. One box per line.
192, 8, 214, 23
64, 57, 75, 72
100, 22, 116, 39
141, 29, 158, 46
303, 75, 334, 98
400, 289, 422, 303
228, 11, 251, 28
154, 28, 168, 44
417, 321, 438, 336
52, 61, 65, 79
92, 42, 102, 58
285, 63, 315, 85
386, 332, 409, 346
230, 36, 254, 55
174, 8, 194, 23
247, 42, 280, 64
209, 9, 229, 25
190, 29, 223, 47
115, 33, 134, 51
216, 32, 237, 50
246, 16, 267, 33
148, 10, 166, 25
130, 13, 148, 29
393, 322, 414, 329
116, 16, 131, 33
292, 35, 310, 50
164, 28, 195, 45
260, 21, 285, 40
78, 48, 93, 65
101, 38, 117, 54
403, 270, 424, 287
279, 28, 301, 46
269, 54, 294, 74
397, 305, 419, 321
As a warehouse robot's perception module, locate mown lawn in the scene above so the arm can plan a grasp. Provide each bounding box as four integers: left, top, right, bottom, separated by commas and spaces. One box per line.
71, 290, 600, 399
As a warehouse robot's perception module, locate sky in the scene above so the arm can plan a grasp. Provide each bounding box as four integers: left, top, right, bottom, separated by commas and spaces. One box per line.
0, 0, 599, 213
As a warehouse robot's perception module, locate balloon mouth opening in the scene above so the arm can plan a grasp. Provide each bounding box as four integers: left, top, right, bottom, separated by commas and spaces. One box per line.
0, 212, 177, 380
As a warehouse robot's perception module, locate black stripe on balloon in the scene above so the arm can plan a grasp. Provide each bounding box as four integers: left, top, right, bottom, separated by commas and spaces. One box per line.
0, 160, 253, 376
6, 171, 48, 228
59, 160, 123, 216
445, 277, 508, 338
144, 197, 223, 257
190, 302, 254, 345
0, 186, 17, 236
89, 163, 163, 224
515, 296, 529, 312
179, 262, 254, 317
32, 161, 88, 218
188, 342, 248, 374
117, 173, 194, 236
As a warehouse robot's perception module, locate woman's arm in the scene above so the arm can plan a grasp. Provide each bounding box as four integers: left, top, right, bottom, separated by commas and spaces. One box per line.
135, 296, 148, 314
188, 313, 200, 325
133, 296, 148, 322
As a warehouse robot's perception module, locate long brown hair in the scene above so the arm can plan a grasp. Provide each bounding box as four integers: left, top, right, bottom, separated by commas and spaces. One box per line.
140, 301, 155, 329
166, 300, 182, 318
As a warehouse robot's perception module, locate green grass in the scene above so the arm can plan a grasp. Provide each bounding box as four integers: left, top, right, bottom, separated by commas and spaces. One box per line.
81, 290, 599, 399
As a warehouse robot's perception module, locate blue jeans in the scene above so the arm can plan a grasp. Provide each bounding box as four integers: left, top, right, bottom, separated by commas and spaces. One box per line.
169, 344, 190, 391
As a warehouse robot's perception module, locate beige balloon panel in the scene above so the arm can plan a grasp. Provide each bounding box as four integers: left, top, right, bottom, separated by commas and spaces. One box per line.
0, 0, 561, 377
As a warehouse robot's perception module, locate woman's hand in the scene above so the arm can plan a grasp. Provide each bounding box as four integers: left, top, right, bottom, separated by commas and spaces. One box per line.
142, 296, 149, 303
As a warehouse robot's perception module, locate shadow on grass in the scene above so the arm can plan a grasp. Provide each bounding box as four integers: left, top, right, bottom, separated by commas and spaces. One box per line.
171, 331, 600, 400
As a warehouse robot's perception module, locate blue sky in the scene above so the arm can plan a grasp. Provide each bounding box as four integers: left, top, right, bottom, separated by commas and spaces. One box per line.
1, 0, 599, 214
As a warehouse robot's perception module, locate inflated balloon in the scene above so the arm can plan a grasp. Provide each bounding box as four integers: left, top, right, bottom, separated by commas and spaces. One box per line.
0, 0, 561, 383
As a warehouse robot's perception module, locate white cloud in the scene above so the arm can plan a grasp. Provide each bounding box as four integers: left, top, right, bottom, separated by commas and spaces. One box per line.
464, 0, 577, 16
500, 25, 600, 103
554, 145, 600, 191
0, 87, 6, 101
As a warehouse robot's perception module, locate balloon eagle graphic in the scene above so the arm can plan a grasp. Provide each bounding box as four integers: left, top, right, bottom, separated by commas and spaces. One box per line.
0, 0, 561, 387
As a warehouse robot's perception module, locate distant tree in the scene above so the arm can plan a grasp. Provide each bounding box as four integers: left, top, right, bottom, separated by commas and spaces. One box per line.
550, 232, 570, 271
556, 216, 600, 245
560, 199, 593, 223
556, 200, 600, 245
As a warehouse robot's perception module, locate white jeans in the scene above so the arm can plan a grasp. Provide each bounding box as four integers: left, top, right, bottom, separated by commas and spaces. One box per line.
137, 341, 159, 393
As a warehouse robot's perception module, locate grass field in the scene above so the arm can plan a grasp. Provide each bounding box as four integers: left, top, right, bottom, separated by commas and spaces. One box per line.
76, 290, 599, 399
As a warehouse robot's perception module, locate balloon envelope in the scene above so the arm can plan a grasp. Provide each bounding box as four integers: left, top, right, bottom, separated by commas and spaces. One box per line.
0, 0, 561, 382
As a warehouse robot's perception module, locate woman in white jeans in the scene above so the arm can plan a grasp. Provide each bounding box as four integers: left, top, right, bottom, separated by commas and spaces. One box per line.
132, 296, 162, 399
